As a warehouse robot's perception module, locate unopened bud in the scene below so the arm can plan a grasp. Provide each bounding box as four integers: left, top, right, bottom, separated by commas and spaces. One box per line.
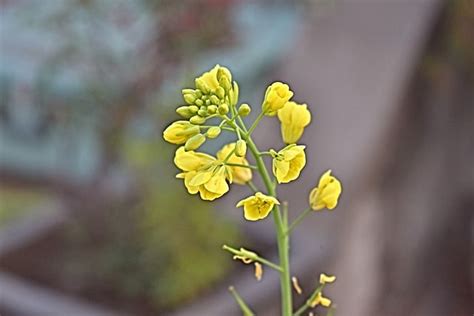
198, 109, 207, 117
210, 95, 220, 105
194, 89, 202, 98
238, 103, 251, 117
217, 66, 232, 83
188, 105, 199, 114
185, 133, 206, 151
207, 105, 217, 114
235, 140, 247, 157
218, 103, 229, 115
182, 89, 195, 95
229, 81, 239, 106
195, 78, 209, 94
183, 93, 196, 104
195, 99, 204, 107
216, 87, 225, 99
206, 126, 221, 139
176, 106, 193, 118
190, 115, 206, 125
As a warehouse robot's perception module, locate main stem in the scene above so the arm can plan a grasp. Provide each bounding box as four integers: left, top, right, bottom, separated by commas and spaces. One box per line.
242, 132, 292, 316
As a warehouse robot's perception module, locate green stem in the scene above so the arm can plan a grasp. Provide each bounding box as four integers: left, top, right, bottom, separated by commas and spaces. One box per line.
246, 180, 258, 193
241, 133, 292, 316
228, 286, 255, 316
286, 207, 312, 236
247, 111, 265, 135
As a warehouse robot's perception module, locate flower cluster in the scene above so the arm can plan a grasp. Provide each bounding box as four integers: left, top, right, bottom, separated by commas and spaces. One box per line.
164, 65, 344, 316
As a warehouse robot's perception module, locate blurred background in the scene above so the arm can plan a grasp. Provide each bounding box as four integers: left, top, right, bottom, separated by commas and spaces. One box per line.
0, 0, 472, 315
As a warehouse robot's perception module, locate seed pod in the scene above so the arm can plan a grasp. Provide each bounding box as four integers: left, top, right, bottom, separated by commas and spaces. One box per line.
185, 133, 206, 151
238, 103, 251, 117
206, 126, 221, 139
235, 140, 247, 157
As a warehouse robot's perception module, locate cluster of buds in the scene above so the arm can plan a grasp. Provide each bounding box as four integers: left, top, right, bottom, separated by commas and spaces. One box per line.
177, 64, 239, 125
167, 65, 242, 151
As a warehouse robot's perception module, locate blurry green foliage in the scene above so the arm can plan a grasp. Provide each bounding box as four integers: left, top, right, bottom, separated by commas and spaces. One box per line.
0, 188, 47, 227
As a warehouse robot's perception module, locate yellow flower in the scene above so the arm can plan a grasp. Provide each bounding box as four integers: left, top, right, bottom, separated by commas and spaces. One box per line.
309, 170, 342, 211
163, 121, 199, 145
236, 192, 280, 221
310, 292, 332, 308
277, 101, 311, 144
174, 147, 232, 201
195, 65, 220, 93
262, 82, 294, 116
217, 143, 252, 185
272, 145, 306, 183
320, 273, 336, 284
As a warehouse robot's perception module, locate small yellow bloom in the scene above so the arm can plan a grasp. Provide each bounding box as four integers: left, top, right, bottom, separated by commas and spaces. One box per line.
195, 65, 220, 93
217, 143, 252, 185
262, 82, 294, 116
320, 273, 336, 284
277, 101, 311, 144
254, 262, 263, 281
310, 292, 332, 308
174, 147, 232, 201
236, 192, 280, 221
163, 121, 199, 144
272, 145, 306, 183
309, 170, 342, 211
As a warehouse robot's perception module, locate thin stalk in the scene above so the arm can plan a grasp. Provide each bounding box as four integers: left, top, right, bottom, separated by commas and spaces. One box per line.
247, 111, 265, 135
293, 285, 324, 316
286, 207, 312, 236
226, 163, 257, 169
247, 180, 258, 193
243, 134, 292, 316
228, 286, 255, 316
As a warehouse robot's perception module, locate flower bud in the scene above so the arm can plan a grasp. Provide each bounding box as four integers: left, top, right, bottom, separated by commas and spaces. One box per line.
190, 115, 206, 125
185, 133, 206, 151
194, 89, 202, 98
262, 82, 293, 116
216, 86, 225, 99
197, 109, 207, 117
229, 81, 239, 106
235, 140, 247, 157
206, 126, 221, 139
219, 76, 232, 92
183, 93, 196, 104
207, 105, 218, 114
188, 105, 199, 114
195, 99, 204, 107
210, 95, 220, 105
195, 78, 210, 94
218, 103, 229, 115
238, 103, 251, 117
195, 65, 220, 93
217, 66, 232, 83
205, 99, 211, 106
182, 89, 195, 95
176, 106, 193, 118
163, 121, 199, 144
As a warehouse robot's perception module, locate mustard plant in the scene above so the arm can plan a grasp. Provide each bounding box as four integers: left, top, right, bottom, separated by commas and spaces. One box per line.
163, 65, 342, 315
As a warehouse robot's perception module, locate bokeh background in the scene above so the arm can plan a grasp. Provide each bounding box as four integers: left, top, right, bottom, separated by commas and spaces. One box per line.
0, 1, 472, 316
